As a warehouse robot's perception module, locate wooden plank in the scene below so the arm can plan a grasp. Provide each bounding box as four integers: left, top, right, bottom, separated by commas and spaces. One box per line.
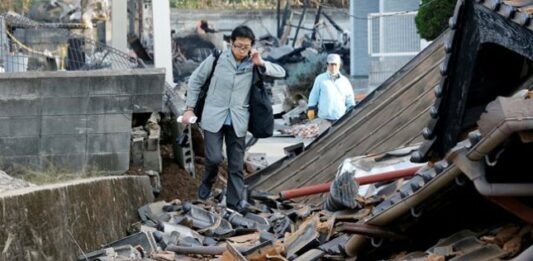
368, 106, 430, 153
346, 82, 438, 155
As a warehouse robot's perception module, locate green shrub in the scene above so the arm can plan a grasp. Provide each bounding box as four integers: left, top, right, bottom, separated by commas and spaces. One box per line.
415, 0, 457, 41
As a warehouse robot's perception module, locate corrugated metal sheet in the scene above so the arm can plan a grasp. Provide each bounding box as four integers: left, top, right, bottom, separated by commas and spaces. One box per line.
248, 32, 447, 205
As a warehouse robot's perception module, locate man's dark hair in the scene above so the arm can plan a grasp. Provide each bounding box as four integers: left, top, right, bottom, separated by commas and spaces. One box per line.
230, 25, 255, 45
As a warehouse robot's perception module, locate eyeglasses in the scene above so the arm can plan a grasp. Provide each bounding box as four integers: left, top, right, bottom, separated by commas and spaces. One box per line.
232, 44, 252, 52
327, 63, 339, 66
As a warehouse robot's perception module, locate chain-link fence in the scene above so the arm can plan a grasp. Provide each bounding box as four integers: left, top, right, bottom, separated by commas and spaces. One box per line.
368, 11, 423, 58
367, 11, 429, 87
0, 12, 145, 73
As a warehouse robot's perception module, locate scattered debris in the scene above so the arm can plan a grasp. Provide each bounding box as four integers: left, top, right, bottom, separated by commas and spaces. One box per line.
244, 153, 269, 174
279, 118, 331, 139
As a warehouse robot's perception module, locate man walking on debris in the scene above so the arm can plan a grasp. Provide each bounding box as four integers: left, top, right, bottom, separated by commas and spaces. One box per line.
181, 25, 286, 211
307, 53, 355, 122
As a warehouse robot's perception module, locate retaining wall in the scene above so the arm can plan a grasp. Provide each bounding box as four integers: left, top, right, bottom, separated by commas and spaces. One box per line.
0, 176, 154, 260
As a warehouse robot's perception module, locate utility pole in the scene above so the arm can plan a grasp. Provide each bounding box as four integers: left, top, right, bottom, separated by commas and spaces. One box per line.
350, 0, 356, 77
111, 0, 128, 53
152, 0, 174, 85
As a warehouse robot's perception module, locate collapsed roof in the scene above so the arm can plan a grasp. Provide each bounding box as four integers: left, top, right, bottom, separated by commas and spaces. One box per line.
247, 0, 533, 257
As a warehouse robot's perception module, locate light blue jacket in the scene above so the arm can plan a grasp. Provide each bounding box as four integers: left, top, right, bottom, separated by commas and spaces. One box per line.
186, 49, 286, 137
308, 72, 355, 121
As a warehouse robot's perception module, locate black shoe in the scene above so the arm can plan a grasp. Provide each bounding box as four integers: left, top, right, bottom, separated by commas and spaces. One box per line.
198, 183, 212, 200
229, 200, 251, 214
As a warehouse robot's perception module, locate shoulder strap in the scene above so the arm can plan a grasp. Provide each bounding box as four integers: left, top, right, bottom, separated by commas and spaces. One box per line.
252, 65, 264, 89
200, 49, 222, 92
209, 48, 221, 75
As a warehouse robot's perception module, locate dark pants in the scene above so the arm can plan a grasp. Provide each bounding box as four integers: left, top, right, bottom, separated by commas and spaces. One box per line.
200, 125, 246, 208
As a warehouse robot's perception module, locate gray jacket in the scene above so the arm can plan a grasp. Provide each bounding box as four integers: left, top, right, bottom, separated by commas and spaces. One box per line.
186, 49, 286, 137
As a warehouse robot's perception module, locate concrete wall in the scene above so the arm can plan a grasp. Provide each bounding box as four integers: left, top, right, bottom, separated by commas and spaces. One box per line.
0, 176, 154, 260
13, 28, 70, 54
0, 69, 165, 174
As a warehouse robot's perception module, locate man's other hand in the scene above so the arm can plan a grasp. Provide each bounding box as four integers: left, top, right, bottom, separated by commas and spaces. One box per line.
307, 109, 315, 120
182, 110, 197, 125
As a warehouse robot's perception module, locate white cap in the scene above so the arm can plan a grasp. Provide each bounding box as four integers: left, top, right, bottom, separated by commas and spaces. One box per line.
327, 53, 341, 64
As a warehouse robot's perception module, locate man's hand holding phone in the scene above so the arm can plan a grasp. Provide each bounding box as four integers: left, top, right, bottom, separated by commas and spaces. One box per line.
250, 49, 265, 67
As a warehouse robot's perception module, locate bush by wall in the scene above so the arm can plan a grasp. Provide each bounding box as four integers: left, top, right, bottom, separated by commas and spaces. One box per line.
415, 0, 457, 41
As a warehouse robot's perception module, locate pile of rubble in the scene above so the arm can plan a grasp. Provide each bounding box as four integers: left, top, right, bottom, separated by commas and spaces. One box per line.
130, 113, 164, 195
81, 190, 343, 260
81, 179, 532, 261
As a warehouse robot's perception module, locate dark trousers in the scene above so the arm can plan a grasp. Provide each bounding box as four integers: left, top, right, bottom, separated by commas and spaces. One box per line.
201, 125, 246, 208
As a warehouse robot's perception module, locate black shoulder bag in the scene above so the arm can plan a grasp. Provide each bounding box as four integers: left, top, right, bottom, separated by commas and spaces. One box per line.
248, 66, 274, 138
194, 49, 221, 122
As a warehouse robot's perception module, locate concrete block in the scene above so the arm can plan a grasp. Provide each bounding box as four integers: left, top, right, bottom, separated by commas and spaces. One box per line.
41, 115, 88, 135
131, 137, 144, 165
145, 113, 161, 137
41, 97, 88, 115
0, 176, 154, 260
87, 114, 132, 134
132, 94, 163, 112
0, 137, 40, 156
145, 170, 161, 195
132, 126, 148, 139
0, 79, 40, 98
87, 152, 130, 173
88, 95, 132, 114
132, 74, 165, 95
87, 133, 131, 153
90, 77, 130, 95
40, 134, 86, 155
0, 98, 41, 116
145, 136, 159, 151
39, 77, 90, 97
143, 148, 162, 172
0, 117, 39, 137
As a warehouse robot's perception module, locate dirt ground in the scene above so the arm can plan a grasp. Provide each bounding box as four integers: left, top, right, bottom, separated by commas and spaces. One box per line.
159, 144, 228, 202
127, 144, 227, 202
